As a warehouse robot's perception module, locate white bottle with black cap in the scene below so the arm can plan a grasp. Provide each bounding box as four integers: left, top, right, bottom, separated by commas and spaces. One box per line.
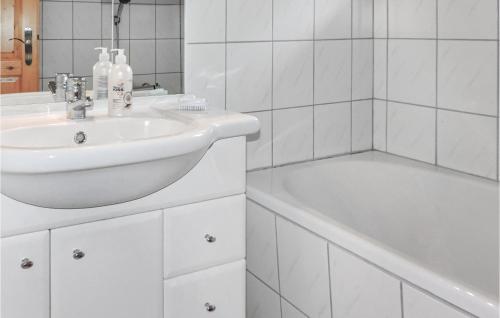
108, 48, 133, 117
92, 47, 112, 100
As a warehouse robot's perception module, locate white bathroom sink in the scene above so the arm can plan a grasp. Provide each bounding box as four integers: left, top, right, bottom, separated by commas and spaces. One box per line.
0, 98, 259, 208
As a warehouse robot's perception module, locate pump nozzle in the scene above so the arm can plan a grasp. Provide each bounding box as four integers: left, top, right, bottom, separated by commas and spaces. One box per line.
95, 47, 110, 62
110, 48, 126, 64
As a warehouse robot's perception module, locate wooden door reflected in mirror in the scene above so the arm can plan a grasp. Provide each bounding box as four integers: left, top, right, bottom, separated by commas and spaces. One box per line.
0, 0, 39, 93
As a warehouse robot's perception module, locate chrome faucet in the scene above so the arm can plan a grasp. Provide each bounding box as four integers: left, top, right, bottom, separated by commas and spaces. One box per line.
48, 73, 72, 102
65, 77, 94, 120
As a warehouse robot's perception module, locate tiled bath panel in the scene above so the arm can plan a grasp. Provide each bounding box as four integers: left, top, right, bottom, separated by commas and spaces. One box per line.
40, 0, 183, 93
246, 199, 476, 318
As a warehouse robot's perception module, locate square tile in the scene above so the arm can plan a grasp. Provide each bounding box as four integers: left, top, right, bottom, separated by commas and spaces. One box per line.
314, 103, 351, 158
276, 217, 331, 318
314, 40, 351, 104
273, 0, 314, 40
184, 43, 225, 109
373, 100, 387, 151
157, 0, 181, 5
387, 102, 436, 163
185, 0, 225, 43
352, 100, 373, 151
388, 40, 436, 106
281, 299, 307, 318
227, 0, 272, 41
246, 111, 273, 170
438, 0, 498, 39
273, 107, 314, 165
156, 5, 181, 38
74, 2, 101, 39
437, 110, 497, 179
101, 39, 130, 56
330, 245, 402, 318
133, 73, 155, 88
102, 3, 129, 40
246, 272, 281, 318
42, 40, 73, 77
273, 41, 314, 109
352, 39, 373, 100
353, 0, 373, 38
130, 40, 155, 74
374, 0, 387, 38
130, 5, 155, 39
246, 200, 279, 289
156, 73, 182, 94
42, 2, 72, 39
156, 39, 181, 73
388, 0, 436, 38
438, 40, 497, 116
314, 0, 351, 39
226, 42, 272, 112
374, 39, 387, 99
74, 40, 101, 76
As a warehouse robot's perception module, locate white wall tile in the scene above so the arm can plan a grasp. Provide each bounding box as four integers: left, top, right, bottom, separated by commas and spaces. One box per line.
276, 217, 331, 318
133, 74, 155, 88
185, 0, 225, 43
246, 273, 282, 318
246, 111, 273, 170
314, 40, 351, 104
438, 40, 498, 116
273, 107, 314, 165
185, 43, 226, 109
388, 0, 436, 38
352, 0, 373, 38
281, 298, 307, 318
388, 40, 436, 106
374, 0, 387, 38
387, 102, 436, 163
437, 110, 497, 179
102, 3, 129, 40
273, 41, 314, 109
352, 100, 373, 151
130, 5, 155, 39
403, 284, 473, 318
227, 42, 272, 112
227, 0, 272, 41
373, 100, 387, 151
156, 39, 181, 73
156, 5, 181, 38
374, 39, 387, 99
273, 0, 314, 40
156, 73, 182, 94
73, 2, 101, 39
130, 40, 155, 74
314, 103, 351, 158
42, 2, 72, 39
74, 40, 101, 76
42, 40, 73, 77
352, 40, 374, 100
330, 245, 402, 318
438, 0, 498, 39
246, 200, 279, 290
315, 0, 351, 39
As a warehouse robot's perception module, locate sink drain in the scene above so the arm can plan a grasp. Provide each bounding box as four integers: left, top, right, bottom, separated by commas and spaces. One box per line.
74, 131, 87, 144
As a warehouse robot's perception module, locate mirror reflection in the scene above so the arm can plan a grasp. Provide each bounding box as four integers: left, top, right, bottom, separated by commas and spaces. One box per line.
0, 0, 184, 96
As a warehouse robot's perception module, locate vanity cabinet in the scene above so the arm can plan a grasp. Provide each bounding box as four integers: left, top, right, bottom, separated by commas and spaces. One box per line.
1, 231, 50, 318
50, 212, 163, 318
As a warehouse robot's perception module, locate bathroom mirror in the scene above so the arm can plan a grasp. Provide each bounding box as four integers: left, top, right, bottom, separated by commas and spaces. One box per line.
0, 0, 183, 96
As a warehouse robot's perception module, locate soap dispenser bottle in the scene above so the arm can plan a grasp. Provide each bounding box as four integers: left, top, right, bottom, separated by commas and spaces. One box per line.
108, 49, 133, 117
92, 47, 112, 100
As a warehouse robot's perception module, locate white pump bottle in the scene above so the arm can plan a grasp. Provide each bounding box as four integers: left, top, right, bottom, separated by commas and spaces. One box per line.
92, 47, 112, 100
108, 49, 133, 117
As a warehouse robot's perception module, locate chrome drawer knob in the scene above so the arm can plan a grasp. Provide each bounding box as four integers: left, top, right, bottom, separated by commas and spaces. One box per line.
205, 302, 216, 312
20, 258, 33, 269
204, 234, 216, 243
72, 249, 85, 260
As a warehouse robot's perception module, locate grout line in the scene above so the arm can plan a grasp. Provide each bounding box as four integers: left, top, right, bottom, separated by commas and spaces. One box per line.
435, 0, 439, 166
224, 0, 228, 111
312, 0, 316, 160
350, 0, 353, 154
273, 215, 282, 295
327, 243, 334, 318
385, 0, 389, 152
270, 0, 274, 167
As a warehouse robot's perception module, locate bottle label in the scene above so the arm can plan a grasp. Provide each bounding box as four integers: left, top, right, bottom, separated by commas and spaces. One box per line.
95, 75, 108, 99
110, 80, 132, 113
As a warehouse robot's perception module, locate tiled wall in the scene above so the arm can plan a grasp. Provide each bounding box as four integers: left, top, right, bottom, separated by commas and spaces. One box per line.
40, 0, 183, 93
184, 0, 375, 170
373, 0, 500, 180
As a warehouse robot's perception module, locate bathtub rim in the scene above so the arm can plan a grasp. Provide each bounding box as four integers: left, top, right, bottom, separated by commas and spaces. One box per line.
247, 154, 499, 318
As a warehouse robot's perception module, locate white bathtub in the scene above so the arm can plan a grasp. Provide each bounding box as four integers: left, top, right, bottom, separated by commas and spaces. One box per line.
247, 151, 499, 318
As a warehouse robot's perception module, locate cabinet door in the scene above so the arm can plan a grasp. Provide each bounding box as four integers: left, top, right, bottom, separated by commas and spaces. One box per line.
1, 231, 49, 318
51, 212, 163, 318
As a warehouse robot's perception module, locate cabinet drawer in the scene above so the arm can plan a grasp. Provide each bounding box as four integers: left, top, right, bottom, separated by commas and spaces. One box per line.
164, 260, 245, 318
164, 194, 245, 278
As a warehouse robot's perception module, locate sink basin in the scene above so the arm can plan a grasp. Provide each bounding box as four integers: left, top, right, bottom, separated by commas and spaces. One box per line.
1, 115, 213, 208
